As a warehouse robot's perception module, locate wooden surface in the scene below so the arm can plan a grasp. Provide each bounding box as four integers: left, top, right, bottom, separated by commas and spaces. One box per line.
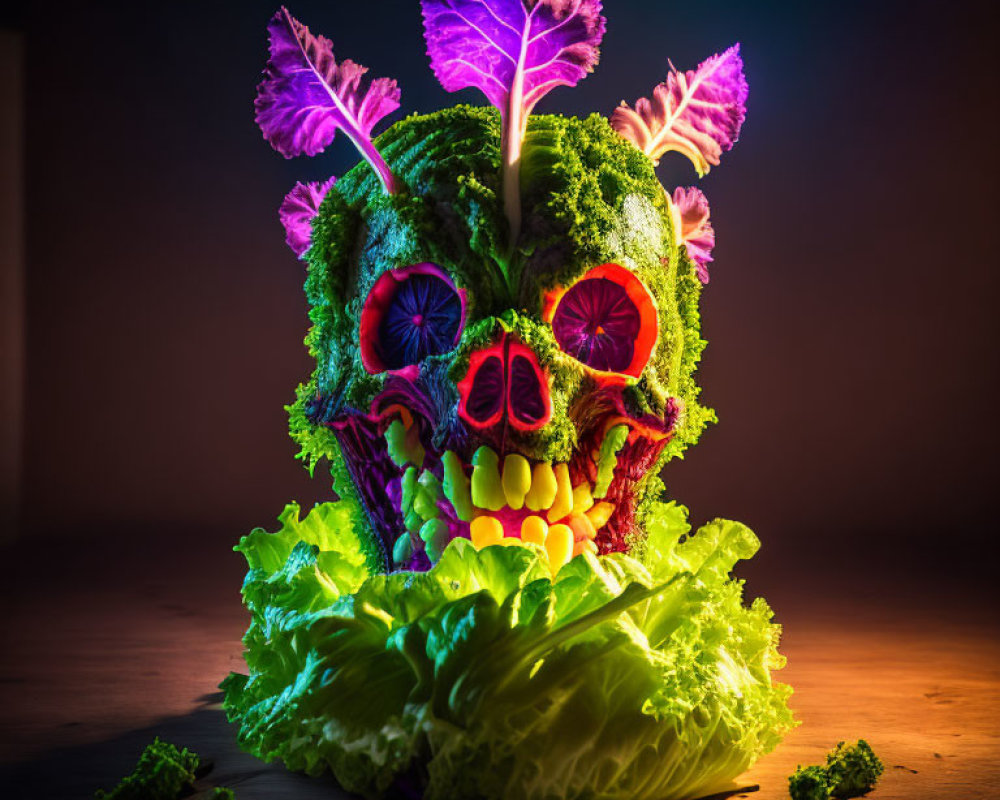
1, 535, 997, 799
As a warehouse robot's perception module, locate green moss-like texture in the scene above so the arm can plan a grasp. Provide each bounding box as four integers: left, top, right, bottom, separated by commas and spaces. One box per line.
291, 106, 713, 525
94, 738, 201, 800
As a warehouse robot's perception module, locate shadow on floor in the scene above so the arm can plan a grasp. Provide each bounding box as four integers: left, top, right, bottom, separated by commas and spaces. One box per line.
0, 705, 353, 800
0, 704, 762, 800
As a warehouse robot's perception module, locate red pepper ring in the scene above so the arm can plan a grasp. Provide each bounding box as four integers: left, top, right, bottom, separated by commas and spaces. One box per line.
505, 339, 552, 432
601, 414, 671, 445
457, 337, 553, 432
375, 403, 414, 430
457, 342, 506, 429
542, 263, 658, 383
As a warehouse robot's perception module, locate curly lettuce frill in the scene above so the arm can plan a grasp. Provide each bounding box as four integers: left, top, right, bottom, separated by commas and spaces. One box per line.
222, 499, 794, 800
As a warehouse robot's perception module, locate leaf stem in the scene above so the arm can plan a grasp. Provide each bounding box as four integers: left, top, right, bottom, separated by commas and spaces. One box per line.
499, 16, 532, 290
352, 130, 401, 195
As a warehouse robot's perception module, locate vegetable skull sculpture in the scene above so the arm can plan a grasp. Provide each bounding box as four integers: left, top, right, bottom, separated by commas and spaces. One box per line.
223, 4, 796, 799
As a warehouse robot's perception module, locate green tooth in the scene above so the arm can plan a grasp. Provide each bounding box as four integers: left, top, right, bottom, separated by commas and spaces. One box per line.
413, 470, 442, 521
442, 451, 475, 522
594, 424, 629, 498
400, 466, 418, 513
400, 467, 422, 532
471, 446, 505, 511
384, 419, 425, 468
392, 532, 413, 566
404, 509, 423, 533
419, 519, 449, 562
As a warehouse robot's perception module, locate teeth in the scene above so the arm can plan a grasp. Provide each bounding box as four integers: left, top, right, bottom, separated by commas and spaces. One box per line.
413, 470, 442, 521
571, 483, 594, 515
419, 519, 449, 562
469, 512, 592, 575
546, 464, 574, 523
384, 418, 425, 469
572, 539, 599, 558
400, 467, 423, 533
594, 424, 628, 498
442, 451, 475, 522
586, 502, 614, 529
567, 514, 596, 542
471, 447, 506, 511
404, 510, 423, 533
545, 523, 574, 571
392, 443, 616, 568
392, 532, 413, 566
524, 462, 558, 511
470, 515, 504, 548
400, 466, 417, 513
520, 515, 548, 546
501, 454, 531, 510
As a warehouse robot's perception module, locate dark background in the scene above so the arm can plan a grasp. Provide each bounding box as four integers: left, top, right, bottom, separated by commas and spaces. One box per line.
3, 0, 998, 595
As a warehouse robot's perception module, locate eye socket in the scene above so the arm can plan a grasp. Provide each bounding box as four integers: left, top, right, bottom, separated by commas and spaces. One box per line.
360, 263, 466, 374
544, 263, 658, 380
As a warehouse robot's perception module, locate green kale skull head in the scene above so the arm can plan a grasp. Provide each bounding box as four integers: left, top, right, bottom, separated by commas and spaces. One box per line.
261, 7, 747, 571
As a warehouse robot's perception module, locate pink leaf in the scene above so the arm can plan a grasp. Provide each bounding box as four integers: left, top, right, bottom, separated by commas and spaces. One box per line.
612, 44, 747, 175
279, 177, 336, 258
255, 7, 401, 193
671, 186, 715, 283
421, 0, 606, 247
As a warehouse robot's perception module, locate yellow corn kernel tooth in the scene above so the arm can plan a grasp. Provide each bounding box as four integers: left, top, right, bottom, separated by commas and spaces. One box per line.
546, 464, 573, 523
571, 482, 594, 514
573, 539, 599, 557
545, 523, 573, 571
524, 462, 557, 511
520, 515, 548, 546
470, 516, 504, 548
501, 453, 531, 510
586, 501, 614, 530
567, 514, 597, 541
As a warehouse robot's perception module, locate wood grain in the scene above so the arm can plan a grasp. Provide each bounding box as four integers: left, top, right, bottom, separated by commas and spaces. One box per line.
1, 537, 997, 799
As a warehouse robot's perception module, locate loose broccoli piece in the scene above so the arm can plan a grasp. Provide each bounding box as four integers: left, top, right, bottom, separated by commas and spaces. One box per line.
826, 739, 884, 798
789, 739, 884, 799
789, 764, 833, 800
94, 737, 232, 800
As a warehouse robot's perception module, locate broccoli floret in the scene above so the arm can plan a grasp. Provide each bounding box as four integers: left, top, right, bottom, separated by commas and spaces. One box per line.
826, 739, 884, 798
789, 764, 833, 800
789, 740, 884, 800
94, 737, 232, 800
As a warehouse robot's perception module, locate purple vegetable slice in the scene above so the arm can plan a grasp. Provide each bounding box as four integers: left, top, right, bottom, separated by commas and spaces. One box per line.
360, 263, 466, 373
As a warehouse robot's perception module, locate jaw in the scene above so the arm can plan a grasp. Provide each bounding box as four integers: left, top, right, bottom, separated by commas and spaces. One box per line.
310, 378, 678, 572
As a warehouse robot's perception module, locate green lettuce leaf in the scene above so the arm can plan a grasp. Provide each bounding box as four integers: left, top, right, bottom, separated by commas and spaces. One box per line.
223, 500, 794, 799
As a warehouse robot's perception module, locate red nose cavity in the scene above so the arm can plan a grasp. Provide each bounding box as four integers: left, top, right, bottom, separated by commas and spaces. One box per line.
458, 336, 552, 432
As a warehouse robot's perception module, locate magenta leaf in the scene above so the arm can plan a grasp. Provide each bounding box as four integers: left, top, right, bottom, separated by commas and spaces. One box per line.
421, 0, 606, 249
611, 44, 747, 176
671, 186, 715, 283
255, 7, 401, 193
279, 177, 336, 258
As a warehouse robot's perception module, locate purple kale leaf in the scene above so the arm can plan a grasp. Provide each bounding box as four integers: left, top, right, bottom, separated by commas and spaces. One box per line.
255, 7, 401, 193
421, 0, 606, 245
279, 177, 336, 258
